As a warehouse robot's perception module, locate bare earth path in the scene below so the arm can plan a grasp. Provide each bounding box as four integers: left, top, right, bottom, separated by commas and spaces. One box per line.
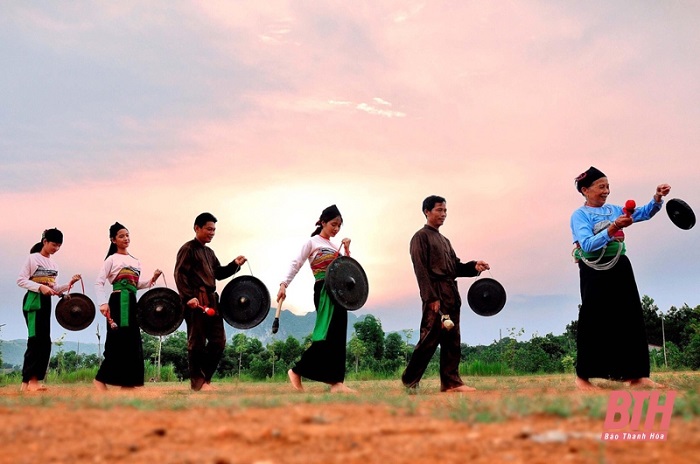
1, 374, 698, 464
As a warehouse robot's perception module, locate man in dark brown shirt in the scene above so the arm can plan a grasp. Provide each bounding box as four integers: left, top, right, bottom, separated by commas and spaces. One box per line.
174, 212, 246, 391
402, 195, 490, 392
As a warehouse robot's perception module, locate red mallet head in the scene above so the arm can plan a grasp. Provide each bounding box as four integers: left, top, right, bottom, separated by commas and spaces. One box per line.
624, 199, 636, 216
198, 304, 216, 316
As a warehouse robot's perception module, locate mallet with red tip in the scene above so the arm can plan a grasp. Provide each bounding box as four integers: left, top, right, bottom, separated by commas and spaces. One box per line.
197, 304, 216, 316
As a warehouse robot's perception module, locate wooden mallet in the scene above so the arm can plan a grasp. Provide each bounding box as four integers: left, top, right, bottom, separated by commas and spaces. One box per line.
272, 296, 284, 334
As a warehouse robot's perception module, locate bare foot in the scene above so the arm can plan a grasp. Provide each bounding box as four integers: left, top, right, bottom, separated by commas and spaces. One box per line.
629, 378, 664, 389
575, 377, 601, 391
444, 385, 476, 393
25, 382, 48, 392
330, 383, 356, 394
93, 380, 108, 391
200, 383, 215, 392
288, 369, 304, 392
20, 382, 28, 392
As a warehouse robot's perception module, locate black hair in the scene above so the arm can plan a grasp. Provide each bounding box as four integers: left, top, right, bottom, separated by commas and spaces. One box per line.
311, 205, 342, 237
105, 222, 127, 259
195, 212, 217, 228
30, 228, 63, 253
422, 195, 446, 216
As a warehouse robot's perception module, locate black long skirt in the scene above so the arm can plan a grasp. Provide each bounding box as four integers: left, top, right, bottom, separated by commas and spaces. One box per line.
95, 292, 144, 387
577, 255, 650, 380
21, 293, 52, 382
292, 280, 348, 384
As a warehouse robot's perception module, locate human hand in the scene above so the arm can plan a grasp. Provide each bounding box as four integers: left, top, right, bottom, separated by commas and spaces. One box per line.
277, 285, 287, 303
655, 184, 671, 202
70, 274, 81, 285
614, 215, 633, 228
187, 298, 199, 308
39, 285, 58, 296
99, 304, 110, 318
475, 261, 490, 273
341, 238, 351, 256
151, 269, 162, 284
234, 256, 247, 266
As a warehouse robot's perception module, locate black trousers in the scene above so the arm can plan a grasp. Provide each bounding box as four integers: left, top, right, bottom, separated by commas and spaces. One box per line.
292, 280, 348, 384
95, 292, 144, 387
22, 293, 52, 383
402, 284, 464, 391
183, 294, 225, 391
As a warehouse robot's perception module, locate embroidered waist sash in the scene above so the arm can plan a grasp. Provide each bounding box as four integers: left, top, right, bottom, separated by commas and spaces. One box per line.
112, 280, 137, 327
573, 240, 626, 271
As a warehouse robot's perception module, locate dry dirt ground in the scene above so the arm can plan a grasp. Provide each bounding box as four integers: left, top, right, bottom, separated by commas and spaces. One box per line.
0, 374, 698, 464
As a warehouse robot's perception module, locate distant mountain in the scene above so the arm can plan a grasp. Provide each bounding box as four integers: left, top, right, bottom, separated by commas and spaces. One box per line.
1, 310, 366, 367
224, 308, 364, 344
1, 340, 100, 368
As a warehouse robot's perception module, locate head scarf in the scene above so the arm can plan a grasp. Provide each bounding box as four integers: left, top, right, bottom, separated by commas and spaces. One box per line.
575, 166, 606, 192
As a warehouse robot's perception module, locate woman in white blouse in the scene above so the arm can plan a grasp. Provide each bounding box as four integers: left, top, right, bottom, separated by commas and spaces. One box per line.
94, 222, 161, 390
16, 228, 80, 392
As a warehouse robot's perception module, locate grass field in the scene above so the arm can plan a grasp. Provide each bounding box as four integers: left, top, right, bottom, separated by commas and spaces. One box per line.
1, 372, 698, 464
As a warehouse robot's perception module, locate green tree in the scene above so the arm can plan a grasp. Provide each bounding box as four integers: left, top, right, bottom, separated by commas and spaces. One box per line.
49, 351, 101, 371
268, 339, 286, 377
641, 295, 663, 346
564, 319, 578, 345
141, 333, 160, 365
663, 304, 700, 350
402, 328, 414, 363
347, 333, 367, 373
52, 333, 66, 374
229, 333, 250, 378
160, 331, 188, 379
281, 336, 303, 365
219, 337, 266, 378
0, 324, 4, 367
353, 315, 384, 361
381, 332, 405, 373
384, 333, 404, 361
500, 327, 524, 369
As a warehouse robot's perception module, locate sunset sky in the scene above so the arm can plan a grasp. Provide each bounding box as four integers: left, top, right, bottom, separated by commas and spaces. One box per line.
2, 1, 699, 346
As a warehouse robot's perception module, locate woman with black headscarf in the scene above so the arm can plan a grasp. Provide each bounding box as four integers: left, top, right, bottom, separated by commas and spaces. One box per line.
571, 167, 670, 390
94, 222, 161, 390
277, 205, 355, 393
17, 228, 81, 392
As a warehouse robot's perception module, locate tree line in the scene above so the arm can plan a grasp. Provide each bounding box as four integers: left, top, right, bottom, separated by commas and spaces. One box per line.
8, 295, 699, 381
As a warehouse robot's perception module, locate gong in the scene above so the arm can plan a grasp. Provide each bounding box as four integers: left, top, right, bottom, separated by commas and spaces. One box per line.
55, 293, 96, 331
220, 275, 271, 329
467, 278, 506, 317
325, 256, 369, 311
666, 198, 696, 230
137, 287, 184, 336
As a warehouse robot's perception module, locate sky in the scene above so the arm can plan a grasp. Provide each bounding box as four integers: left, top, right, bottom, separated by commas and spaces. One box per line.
2, 1, 700, 346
